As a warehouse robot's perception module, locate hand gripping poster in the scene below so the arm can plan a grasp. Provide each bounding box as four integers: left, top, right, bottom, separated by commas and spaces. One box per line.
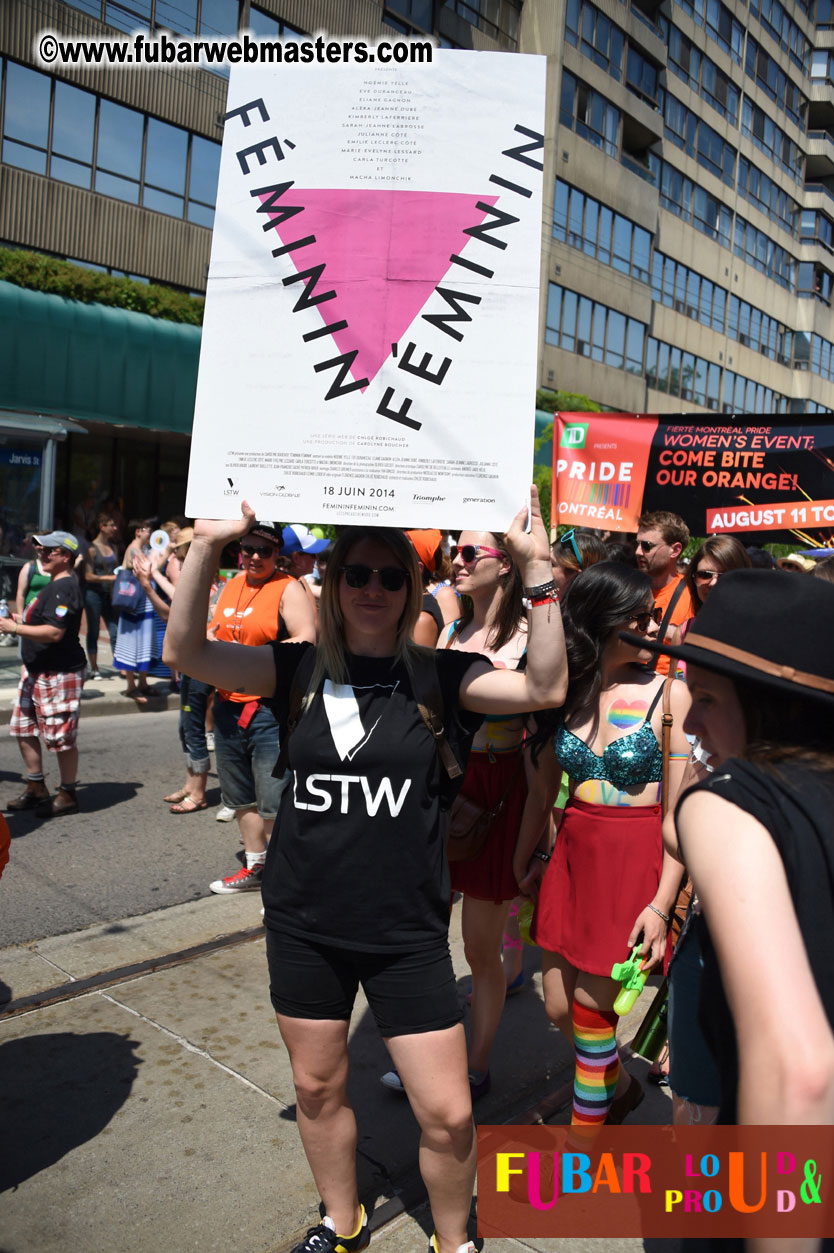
186, 52, 546, 528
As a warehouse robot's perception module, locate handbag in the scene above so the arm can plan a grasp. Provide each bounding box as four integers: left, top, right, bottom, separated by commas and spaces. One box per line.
111, 570, 144, 612
446, 755, 524, 863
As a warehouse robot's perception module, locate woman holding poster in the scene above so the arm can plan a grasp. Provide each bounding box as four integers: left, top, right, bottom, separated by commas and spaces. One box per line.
163, 491, 567, 1253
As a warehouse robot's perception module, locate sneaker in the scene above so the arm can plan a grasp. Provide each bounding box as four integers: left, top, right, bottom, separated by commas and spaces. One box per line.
88, 668, 102, 681
289, 1209, 369, 1253
428, 1237, 476, 1253
215, 805, 236, 822
205, 731, 215, 751
209, 862, 264, 894
380, 1069, 406, 1093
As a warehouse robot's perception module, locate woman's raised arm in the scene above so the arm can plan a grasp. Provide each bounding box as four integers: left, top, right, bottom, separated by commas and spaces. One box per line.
163, 505, 278, 697
459, 486, 568, 715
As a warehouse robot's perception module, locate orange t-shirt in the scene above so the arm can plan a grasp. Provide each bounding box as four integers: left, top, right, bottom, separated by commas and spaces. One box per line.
652, 575, 694, 677
210, 571, 291, 702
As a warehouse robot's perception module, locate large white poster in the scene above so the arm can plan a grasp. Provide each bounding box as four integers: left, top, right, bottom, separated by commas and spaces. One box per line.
186, 50, 546, 528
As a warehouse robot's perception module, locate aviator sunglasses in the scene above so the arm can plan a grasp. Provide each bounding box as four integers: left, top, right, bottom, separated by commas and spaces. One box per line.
341, 564, 409, 591
450, 543, 503, 564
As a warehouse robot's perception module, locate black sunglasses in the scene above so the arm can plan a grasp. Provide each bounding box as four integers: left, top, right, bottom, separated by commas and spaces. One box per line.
341, 564, 408, 592
240, 543, 275, 558
632, 607, 664, 631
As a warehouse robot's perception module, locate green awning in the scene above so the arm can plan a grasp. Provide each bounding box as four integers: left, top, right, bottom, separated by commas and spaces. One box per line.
0, 280, 200, 436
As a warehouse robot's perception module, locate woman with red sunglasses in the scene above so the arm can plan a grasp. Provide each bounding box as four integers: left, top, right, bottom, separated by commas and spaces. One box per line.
163, 493, 567, 1253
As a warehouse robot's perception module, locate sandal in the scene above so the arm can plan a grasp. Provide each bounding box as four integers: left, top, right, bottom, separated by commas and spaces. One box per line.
164, 789, 189, 804
648, 1042, 670, 1085
170, 797, 208, 814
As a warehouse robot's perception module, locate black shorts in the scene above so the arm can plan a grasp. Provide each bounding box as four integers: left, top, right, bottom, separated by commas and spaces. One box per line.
265, 927, 462, 1038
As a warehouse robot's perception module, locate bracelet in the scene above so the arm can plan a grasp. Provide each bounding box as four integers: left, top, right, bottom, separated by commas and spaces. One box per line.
524, 579, 557, 598
529, 592, 559, 608
532, 848, 551, 864
647, 903, 670, 924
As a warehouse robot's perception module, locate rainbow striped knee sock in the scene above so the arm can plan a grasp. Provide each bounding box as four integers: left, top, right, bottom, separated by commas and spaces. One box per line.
571, 998, 620, 1127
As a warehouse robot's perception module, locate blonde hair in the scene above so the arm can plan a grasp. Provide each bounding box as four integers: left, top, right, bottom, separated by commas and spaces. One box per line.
310, 528, 423, 695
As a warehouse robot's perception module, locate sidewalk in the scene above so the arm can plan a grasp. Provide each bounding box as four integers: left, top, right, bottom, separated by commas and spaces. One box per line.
0, 645, 179, 726
0, 897, 672, 1252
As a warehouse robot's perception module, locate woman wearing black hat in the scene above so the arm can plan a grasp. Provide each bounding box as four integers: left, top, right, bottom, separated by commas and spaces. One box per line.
624, 570, 834, 1127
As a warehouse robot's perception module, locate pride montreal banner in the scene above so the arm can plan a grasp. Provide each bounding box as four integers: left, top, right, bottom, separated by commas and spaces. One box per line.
477, 1125, 833, 1239
552, 413, 834, 541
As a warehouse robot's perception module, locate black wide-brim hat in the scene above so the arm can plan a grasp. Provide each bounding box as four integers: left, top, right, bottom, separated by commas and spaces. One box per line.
620, 568, 834, 706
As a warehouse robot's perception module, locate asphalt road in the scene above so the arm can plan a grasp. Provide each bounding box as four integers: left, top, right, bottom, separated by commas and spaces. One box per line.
0, 710, 253, 947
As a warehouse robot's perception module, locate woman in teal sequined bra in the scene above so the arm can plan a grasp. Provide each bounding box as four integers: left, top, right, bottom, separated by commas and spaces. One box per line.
529, 562, 691, 1128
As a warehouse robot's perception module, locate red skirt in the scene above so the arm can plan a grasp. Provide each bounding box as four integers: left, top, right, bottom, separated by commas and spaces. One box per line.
449, 749, 527, 903
533, 798, 662, 976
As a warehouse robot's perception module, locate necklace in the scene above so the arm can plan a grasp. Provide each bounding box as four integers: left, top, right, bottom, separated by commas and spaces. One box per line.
231, 572, 275, 641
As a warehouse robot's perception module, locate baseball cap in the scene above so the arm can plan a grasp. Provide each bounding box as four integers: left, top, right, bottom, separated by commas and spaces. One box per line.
32, 530, 79, 554
280, 524, 329, 555
246, 521, 282, 546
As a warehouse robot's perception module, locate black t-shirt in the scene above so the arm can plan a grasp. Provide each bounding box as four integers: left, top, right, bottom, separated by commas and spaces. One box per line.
22, 575, 86, 675
677, 758, 834, 1125
262, 642, 488, 951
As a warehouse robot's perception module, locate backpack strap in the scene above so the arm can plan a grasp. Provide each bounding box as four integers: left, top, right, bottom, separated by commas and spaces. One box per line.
273, 646, 317, 778
646, 579, 686, 673
660, 674, 675, 815
410, 650, 463, 781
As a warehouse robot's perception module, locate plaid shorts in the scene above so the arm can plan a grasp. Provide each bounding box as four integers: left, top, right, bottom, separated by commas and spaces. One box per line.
10, 669, 86, 751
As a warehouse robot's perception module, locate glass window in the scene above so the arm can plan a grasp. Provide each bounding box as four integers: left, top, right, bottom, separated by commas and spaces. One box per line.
568, 187, 584, 248
663, 255, 675, 307
632, 226, 651, 283
156, 0, 198, 31
712, 286, 726, 332
694, 356, 707, 406
97, 99, 143, 181
145, 116, 187, 200
105, 0, 152, 32
248, 5, 280, 35
606, 309, 625, 368
188, 135, 221, 208
577, 296, 593, 356
546, 284, 562, 346
583, 198, 598, 257
52, 80, 95, 169
686, 269, 699, 318
553, 180, 569, 243
200, 0, 239, 35
3, 60, 51, 153
598, 206, 612, 265
707, 363, 720, 408
657, 341, 670, 392
626, 318, 644, 373
651, 251, 664, 301
612, 215, 631, 274
699, 277, 713, 326
591, 302, 606, 362
561, 290, 578, 351
681, 351, 695, 400
646, 336, 658, 388
669, 346, 682, 396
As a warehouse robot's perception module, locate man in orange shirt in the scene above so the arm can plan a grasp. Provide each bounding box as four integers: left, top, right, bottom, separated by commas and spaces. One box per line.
635, 511, 694, 678
208, 522, 316, 894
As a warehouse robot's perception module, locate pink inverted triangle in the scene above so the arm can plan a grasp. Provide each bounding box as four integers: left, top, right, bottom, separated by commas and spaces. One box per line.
260, 189, 498, 388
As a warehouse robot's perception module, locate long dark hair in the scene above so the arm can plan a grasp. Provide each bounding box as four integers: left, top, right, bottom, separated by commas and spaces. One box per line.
561, 562, 652, 715
454, 531, 525, 651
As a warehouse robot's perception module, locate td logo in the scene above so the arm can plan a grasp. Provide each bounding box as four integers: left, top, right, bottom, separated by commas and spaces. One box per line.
560, 423, 588, 449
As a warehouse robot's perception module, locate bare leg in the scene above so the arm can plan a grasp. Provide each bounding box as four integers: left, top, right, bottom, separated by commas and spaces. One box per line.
540, 949, 578, 1039
386, 1025, 475, 1253
56, 746, 78, 788
186, 765, 207, 805
461, 895, 511, 1074
18, 735, 44, 777
575, 971, 629, 1099
502, 898, 524, 986
276, 1014, 363, 1237
236, 808, 270, 854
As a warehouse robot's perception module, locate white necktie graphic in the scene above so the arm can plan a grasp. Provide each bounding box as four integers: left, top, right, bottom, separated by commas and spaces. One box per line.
322, 679, 395, 761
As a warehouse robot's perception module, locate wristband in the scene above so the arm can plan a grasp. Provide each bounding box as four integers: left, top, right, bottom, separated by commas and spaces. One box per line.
529, 592, 559, 608
647, 902, 670, 924
524, 579, 557, 598
532, 848, 551, 864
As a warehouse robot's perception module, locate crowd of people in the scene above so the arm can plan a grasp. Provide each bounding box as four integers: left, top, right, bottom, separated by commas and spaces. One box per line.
4, 493, 834, 1253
